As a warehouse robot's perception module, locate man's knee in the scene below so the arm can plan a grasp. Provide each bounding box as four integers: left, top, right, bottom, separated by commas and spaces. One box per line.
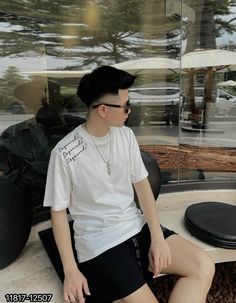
191, 248, 215, 285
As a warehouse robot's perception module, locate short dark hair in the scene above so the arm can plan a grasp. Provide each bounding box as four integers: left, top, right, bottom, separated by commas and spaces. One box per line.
77, 65, 136, 107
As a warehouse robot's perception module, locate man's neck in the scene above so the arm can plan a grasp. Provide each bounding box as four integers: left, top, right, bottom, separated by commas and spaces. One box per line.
84, 119, 110, 137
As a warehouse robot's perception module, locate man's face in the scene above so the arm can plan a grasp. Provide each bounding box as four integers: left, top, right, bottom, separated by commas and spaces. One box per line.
94, 89, 131, 127
106, 89, 131, 127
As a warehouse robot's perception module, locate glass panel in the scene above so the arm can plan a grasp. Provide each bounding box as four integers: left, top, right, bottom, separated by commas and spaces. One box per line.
0, 1, 181, 218
1, 0, 235, 220
126, 2, 181, 186
180, 0, 236, 182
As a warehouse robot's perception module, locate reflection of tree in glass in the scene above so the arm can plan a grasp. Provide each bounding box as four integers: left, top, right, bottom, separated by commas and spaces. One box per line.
0, 66, 26, 112
183, 0, 236, 124
0, 0, 180, 67
185, 0, 236, 52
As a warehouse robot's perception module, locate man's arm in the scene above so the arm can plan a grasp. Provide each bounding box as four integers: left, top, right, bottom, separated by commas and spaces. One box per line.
133, 177, 171, 276
51, 209, 90, 303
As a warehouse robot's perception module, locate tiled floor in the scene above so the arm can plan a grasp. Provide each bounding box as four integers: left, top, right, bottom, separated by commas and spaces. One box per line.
0, 189, 235, 303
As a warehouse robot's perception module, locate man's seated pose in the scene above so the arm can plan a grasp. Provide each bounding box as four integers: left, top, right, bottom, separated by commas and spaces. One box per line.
43, 66, 215, 303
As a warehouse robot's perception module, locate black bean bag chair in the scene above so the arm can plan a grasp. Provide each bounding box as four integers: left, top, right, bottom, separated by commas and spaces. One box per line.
184, 201, 236, 249
134, 149, 161, 208
0, 178, 32, 269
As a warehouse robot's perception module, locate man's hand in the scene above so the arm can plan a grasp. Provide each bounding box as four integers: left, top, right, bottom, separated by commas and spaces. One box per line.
148, 239, 171, 277
64, 268, 91, 303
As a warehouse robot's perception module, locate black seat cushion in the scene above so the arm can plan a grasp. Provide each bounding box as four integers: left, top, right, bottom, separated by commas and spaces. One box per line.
134, 150, 161, 208
140, 150, 161, 200
39, 220, 76, 282
184, 202, 236, 249
0, 178, 32, 269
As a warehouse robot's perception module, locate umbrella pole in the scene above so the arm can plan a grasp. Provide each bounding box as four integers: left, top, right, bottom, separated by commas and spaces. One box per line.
186, 69, 197, 114
189, 71, 195, 113
203, 67, 214, 128
187, 70, 200, 126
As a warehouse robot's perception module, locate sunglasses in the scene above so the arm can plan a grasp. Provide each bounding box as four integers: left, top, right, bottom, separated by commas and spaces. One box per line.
92, 99, 130, 114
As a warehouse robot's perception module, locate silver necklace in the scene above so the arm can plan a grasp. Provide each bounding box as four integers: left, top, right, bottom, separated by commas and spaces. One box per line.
84, 123, 112, 176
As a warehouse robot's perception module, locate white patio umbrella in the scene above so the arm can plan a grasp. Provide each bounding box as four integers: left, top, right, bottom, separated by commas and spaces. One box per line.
23, 57, 180, 79
23, 69, 90, 79
23, 50, 236, 79
218, 80, 236, 87
181, 49, 236, 71
181, 49, 236, 127
112, 57, 180, 75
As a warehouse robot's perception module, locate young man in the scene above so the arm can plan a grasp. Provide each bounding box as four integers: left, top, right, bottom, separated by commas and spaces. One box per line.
43, 66, 215, 303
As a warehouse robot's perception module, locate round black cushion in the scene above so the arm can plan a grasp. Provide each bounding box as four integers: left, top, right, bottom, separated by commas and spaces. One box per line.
185, 202, 236, 249
0, 179, 32, 269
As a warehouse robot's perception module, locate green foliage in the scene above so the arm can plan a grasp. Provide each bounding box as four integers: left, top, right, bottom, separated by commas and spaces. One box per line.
0, 0, 180, 65
0, 0, 234, 69
39, 85, 50, 107
214, 0, 231, 15
0, 66, 26, 109
214, 0, 236, 36
185, 0, 236, 51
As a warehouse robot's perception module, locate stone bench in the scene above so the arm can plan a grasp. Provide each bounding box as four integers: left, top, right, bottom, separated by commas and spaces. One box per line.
158, 189, 236, 264
0, 189, 235, 303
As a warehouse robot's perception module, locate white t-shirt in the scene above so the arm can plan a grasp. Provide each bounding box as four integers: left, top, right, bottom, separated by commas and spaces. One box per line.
43, 125, 148, 262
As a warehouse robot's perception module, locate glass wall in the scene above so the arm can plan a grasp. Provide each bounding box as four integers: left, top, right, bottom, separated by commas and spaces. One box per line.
180, 0, 236, 182
0, 0, 236, 219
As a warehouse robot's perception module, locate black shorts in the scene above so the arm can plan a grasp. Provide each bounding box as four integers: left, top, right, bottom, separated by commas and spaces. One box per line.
78, 224, 177, 303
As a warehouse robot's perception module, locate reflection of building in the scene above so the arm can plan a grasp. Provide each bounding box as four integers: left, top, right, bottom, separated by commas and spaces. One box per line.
166, 0, 195, 22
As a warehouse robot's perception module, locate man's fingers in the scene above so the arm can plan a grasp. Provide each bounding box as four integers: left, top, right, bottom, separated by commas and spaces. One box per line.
154, 256, 170, 274
64, 293, 71, 303
83, 280, 91, 296
168, 255, 172, 267
76, 292, 85, 303
68, 293, 77, 302
154, 258, 161, 275
148, 256, 155, 274
161, 256, 167, 271
149, 253, 173, 276
64, 290, 83, 303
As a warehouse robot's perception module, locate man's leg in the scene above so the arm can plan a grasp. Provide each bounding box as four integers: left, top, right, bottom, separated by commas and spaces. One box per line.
162, 234, 215, 303
113, 283, 159, 303
113, 234, 214, 303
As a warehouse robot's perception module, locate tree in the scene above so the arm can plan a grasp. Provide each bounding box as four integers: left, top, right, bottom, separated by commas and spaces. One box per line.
0, 0, 180, 68
185, 0, 236, 52
0, 66, 26, 110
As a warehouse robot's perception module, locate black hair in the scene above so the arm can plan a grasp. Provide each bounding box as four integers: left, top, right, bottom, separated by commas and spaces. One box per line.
77, 65, 137, 107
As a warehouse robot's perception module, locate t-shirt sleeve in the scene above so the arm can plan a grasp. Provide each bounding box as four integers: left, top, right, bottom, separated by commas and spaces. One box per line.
43, 149, 72, 211
129, 128, 148, 183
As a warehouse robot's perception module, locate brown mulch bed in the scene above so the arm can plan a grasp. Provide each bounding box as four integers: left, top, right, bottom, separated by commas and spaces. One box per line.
152, 262, 236, 303
140, 144, 236, 172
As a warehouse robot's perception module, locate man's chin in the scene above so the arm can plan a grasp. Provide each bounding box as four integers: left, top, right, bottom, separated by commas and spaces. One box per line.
124, 117, 129, 126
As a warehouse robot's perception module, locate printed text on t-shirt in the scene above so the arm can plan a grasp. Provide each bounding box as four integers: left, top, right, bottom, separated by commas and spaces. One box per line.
58, 134, 88, 164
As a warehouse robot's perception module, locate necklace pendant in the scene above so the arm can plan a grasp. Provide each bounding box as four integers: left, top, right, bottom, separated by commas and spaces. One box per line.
106, 163, 111, 175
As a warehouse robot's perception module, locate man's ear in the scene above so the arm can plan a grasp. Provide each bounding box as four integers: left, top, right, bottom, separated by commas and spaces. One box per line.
97, 105, 108, 118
